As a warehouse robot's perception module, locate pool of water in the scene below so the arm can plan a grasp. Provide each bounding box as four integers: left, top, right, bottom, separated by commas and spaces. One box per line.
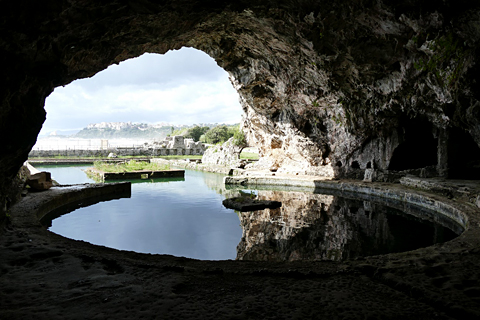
38, 165, 242, 260
36, 164, 462, 261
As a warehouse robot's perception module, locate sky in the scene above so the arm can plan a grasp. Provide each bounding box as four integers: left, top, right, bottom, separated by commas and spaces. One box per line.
40, 47, 242, 135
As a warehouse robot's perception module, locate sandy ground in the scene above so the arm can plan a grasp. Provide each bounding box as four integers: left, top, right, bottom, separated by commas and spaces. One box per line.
1, 178, 480, 319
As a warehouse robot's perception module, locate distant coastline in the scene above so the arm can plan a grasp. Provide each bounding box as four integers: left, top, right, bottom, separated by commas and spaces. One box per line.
38, 121, 238, 141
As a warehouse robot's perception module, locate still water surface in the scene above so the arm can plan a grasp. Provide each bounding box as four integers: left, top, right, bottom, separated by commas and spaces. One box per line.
39, 164, 242, 260
37, 164, 461, 261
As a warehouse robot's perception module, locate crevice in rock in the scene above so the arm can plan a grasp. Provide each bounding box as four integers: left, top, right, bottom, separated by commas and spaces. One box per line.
388, 118, 438, 171
447, 127, 480, 179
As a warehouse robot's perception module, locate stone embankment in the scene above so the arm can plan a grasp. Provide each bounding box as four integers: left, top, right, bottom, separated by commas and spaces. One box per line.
151, 158, 250, 175
225, 174, 472, 230
84, 167, 184, 181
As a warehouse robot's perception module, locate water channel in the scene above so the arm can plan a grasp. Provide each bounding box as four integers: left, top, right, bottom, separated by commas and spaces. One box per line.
37, 164, 462, 261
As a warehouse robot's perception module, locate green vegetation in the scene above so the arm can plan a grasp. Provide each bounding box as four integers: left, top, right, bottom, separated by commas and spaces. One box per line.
204, 125, 230, 144
231, 126, 247, 147
172, 125, 210, 141
93, 160, 170, 173
156, 155, 203, 160
240, 151, 258, 160
169, 123, 244, 145
414, 33, 468, 88
202, 124, 246, 145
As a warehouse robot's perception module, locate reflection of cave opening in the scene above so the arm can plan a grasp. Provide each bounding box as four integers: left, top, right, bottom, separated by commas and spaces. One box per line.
388, 118, 437, 171
448, 127, 480, 179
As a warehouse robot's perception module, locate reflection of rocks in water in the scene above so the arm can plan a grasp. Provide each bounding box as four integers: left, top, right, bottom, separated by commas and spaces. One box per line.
237, 191, 458, 261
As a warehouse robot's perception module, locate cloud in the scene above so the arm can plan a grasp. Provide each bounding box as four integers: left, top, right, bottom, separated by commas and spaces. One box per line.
40, 47, 242, 134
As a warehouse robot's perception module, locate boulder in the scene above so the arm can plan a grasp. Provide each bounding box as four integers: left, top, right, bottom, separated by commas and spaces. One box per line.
222, 196, 281, 212
27, 172, 53, 191
202, 138, 244, 166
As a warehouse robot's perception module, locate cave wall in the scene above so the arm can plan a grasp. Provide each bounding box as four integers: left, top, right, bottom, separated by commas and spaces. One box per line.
1, 0, 480, 218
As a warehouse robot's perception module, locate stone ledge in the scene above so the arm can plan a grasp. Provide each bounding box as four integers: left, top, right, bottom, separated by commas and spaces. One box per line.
85, 167, 184, 181
9, 182, 131, 229
5, 177, 480, 318
224, 175, 474, 230
400, 176, 480, 209
222, 197, 282, 211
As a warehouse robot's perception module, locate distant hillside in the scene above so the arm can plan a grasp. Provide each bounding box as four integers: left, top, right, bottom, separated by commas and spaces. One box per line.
73, 122, 235, 140
74, 122, 181, 140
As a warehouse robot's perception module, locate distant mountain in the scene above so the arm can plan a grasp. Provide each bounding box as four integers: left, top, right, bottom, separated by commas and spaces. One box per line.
74, 122, 180, 140
37, 129, 81, 138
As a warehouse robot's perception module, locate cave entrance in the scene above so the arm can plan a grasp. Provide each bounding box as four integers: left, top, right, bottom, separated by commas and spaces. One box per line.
388, 118, 438, 171
37, 47, 242, 145
447, 127, 480, 179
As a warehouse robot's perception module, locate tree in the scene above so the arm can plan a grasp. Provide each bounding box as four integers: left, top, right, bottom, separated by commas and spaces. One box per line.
204, 125, 230, 144
185, 126, 209, 142
231, 126, 247, 147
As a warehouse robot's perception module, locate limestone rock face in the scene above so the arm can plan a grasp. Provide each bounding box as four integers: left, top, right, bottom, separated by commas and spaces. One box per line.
1, 1, 480, 216
202, 138, 244, 166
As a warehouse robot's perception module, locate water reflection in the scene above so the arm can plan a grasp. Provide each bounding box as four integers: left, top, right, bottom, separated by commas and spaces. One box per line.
236, 190, 461, 261
35, 164, 462, 261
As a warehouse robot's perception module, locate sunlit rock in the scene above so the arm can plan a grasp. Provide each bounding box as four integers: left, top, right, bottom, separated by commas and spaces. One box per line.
202, 138, 244, 166
27, 172, 53, 191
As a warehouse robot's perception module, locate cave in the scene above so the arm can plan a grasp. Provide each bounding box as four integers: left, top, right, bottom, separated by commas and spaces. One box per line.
2, 1, 480, 318
351, 161, 361, 169
388, 118, 438, 171
447, 127, 480, 179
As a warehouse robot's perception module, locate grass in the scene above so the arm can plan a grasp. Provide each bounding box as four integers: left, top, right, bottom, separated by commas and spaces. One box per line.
240, 152, 259, 160
93, 160, 170, 173
156, 155, 203, 160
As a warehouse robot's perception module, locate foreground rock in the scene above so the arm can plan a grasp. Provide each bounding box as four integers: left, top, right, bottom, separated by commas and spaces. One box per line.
1, 178, 480, 319
26, 172, 53, 191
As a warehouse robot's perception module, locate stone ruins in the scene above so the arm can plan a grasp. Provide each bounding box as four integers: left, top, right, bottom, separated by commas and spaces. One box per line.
146, 136, 206, 156
28, 136, 206, 158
